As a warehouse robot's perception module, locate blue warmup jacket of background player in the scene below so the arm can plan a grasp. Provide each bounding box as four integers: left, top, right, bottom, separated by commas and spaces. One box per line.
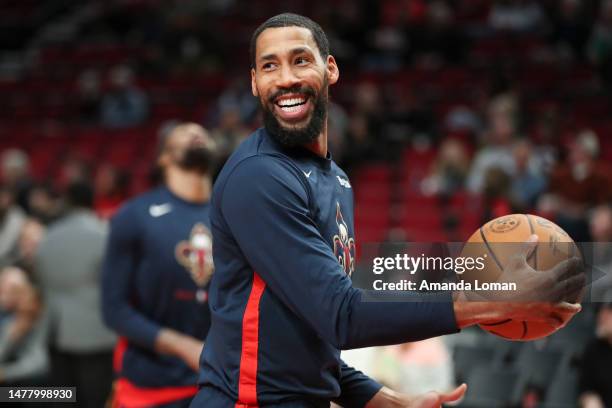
102, 187, 213, 406
192, 128, 460, 408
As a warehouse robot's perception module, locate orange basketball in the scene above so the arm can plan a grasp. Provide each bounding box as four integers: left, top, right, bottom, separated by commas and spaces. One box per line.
460, 214, 581, 341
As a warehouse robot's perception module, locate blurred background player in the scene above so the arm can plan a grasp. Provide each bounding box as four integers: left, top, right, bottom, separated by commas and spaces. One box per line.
35, 181, 116, 408
102, 122, 216, 408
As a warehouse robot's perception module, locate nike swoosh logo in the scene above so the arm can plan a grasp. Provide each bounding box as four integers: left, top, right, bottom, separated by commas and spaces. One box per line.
303, 170, 312, 178
149, 203, 172, 217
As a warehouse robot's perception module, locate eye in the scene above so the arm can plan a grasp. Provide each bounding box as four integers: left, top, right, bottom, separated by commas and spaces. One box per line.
295, 56, 309, 66
261, 62, 276, 71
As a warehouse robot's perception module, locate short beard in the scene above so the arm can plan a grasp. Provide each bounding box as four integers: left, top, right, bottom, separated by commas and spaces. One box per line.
178, 146, 214, 174
261, 79, 328, 149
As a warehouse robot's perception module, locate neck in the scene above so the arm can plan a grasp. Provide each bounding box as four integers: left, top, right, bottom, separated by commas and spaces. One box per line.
165, 167, 211, 203
304, 122, 328, 158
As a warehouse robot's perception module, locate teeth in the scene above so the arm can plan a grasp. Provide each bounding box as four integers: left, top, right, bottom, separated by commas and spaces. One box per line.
280, 105, 302, 112
277, 97, 305, 107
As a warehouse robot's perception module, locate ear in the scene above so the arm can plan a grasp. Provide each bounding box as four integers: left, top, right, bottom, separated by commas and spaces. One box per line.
326, 55, 339, 85
251, 68, 259, 97
157, 151, 168, 169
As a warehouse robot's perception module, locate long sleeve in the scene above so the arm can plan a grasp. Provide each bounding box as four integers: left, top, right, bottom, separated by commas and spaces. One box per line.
220, 156, 458, 350
333, 360, 382, 407
101, 207, 161, 349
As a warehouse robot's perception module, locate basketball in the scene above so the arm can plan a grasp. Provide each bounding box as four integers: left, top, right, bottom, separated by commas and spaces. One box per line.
460, 214, 581, 341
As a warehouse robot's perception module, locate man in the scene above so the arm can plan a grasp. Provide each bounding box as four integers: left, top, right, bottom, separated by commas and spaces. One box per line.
102, 123, 216, 407
579, 301, 612, 408
192, 13, 583, 407
35, 181, 116, 408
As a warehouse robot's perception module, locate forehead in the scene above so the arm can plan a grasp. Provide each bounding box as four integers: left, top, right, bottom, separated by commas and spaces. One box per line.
255, 26, 318, 58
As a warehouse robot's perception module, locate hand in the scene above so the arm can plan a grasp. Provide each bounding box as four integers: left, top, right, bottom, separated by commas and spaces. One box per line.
454, 300, 581, 329
366, 384, 467, 408
154, 328, 204, 372
454, 235, 585, 329
176, 336, 204, 372
464, 235, 585, 303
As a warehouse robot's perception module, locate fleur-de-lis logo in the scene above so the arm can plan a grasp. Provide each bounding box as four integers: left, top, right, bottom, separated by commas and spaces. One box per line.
175, 223, 214, 287
332, 202, 356, 276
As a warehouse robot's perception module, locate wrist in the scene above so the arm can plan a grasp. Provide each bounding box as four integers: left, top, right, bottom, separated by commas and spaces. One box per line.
453, 301, 502, 329
154, 328, 185, 357
365, 387, 406, 408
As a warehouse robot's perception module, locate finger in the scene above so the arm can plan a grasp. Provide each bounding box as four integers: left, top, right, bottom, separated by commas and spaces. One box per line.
520, 234, 539, 262
549, 274, 586, 302
553, 301, 582, 314
549, 257, 583, 282
439, 383, 467, 403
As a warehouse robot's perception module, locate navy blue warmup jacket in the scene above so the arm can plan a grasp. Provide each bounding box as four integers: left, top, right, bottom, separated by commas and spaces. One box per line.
194, 129, 459, 407
102, 187, 212, 402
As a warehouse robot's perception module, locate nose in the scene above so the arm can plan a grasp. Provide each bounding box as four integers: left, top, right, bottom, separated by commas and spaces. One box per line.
276, 64, 300, 89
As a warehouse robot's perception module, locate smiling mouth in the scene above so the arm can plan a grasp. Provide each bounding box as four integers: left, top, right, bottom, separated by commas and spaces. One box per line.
273, 93, 312, 121
276, 95, 308, 111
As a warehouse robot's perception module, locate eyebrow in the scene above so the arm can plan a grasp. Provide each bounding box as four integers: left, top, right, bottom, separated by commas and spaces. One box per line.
259, 47, 313, 63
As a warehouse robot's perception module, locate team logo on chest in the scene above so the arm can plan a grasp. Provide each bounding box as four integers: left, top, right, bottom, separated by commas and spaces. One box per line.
175, 223, 214, 287
332, 202, 356, 276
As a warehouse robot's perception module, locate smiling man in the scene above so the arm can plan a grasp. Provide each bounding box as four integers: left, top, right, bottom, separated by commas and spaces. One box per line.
191, 13, 581, 408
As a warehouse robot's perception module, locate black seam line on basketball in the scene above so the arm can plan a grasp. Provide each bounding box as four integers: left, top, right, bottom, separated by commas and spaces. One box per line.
526, 214, 538, 270
521, 321, 528, 339
480, 227, 504, 271
480, 319, 513, 326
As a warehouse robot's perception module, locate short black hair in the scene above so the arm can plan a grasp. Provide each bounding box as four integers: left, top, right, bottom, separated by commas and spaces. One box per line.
66, 181, 94, 209
250, 13, 329, 69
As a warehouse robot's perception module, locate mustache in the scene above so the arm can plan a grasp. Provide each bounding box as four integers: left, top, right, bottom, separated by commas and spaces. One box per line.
268, 86, 316, 104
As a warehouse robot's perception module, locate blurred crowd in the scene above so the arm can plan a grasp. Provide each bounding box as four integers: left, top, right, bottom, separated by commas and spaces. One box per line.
1, 0, 612, 407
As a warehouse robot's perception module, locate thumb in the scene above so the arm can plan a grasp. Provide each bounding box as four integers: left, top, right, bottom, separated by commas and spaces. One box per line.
438, 383, 467, 403
409, 384, 467, 408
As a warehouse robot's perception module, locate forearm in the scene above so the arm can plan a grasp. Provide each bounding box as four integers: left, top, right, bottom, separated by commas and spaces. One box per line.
339, 290, 458, 349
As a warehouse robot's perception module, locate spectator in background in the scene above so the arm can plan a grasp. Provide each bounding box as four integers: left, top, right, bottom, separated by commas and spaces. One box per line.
76, 69, 102, 125
56, 156, 91, 191
588, 0, 612, 90
467, 93, 525, 193
0, 266, 48, 387
94, 163, 129, 220
482, 167, 513, 220
421, 137, 470, 197
210, 105, 250, 160
100, 65, 148, 128
550, 0, 592, 61
510, 139, 546, 211
548, 129, 612, 241
327, 101, 350, 164
215, 78, 259, 127
489, 0, 545, 33
35, 182, 116, 408
0, 149, 31, 212
26, 183, 61, 225
579, 302, 612, 408
0, 185, 25, 268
